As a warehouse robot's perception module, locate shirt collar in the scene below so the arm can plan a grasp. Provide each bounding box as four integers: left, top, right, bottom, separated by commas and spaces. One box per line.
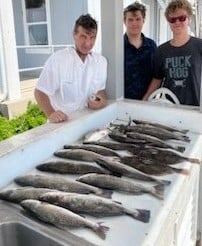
124, 33, 151, 48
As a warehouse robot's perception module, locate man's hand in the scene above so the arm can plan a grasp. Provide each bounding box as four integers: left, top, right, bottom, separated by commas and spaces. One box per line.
48, 110, 68, 123
88, 91, 107, 110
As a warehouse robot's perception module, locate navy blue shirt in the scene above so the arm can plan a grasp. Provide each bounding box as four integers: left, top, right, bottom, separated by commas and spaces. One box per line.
124, 33, 157, 99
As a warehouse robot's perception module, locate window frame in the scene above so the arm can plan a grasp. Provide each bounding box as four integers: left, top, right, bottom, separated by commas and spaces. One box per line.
22, 0, 52, 54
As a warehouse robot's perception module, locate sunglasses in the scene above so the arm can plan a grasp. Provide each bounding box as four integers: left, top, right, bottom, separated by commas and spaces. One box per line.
167, 15, 187, 24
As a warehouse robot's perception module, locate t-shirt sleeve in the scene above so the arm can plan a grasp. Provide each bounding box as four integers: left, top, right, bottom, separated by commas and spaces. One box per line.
153, 48, 165, 80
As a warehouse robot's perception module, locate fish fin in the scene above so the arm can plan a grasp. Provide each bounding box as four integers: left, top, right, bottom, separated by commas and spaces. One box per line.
128, 116, 132, 126
152, 184, 165, 200
97, 189, 113, 199
113, 200, 122, 205
132, 209, 150, 223
184, 138, 191, 143
75, 213, 86, 218
157, 179, 171, 186
176, 146, 186, 153
93, 222, 109, 240
172, 167, 190, 175
109, 156, 121, 162
111, 172, 122, 177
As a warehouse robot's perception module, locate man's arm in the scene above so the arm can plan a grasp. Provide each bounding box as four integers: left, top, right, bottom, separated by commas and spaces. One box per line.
142, 78, 162, 101
34, 89, 68, 123
88, 90, 107, 110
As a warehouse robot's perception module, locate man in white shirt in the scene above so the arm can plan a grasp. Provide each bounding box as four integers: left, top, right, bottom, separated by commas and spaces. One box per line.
35, 14, 107, 123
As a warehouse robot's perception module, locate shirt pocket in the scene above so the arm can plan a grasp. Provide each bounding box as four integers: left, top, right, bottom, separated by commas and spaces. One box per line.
61, 80, 77, 103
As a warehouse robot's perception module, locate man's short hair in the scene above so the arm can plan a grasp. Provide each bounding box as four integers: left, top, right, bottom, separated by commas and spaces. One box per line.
74, 14, 97, 33
124, 1, 146, 20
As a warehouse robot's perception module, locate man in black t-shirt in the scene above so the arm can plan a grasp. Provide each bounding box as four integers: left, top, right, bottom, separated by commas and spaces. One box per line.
143, 0, 202, 106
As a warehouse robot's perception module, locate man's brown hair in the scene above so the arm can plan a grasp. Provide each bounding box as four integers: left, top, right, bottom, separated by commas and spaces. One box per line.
165, 0, 193, 19
124, 1, 146, 20
74, 14, 97, 33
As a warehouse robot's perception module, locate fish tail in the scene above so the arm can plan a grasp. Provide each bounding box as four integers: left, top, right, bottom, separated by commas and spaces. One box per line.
93, 222, 109, 240
97, 189, 113, 199
152, 184, 165, 200
187, 157, 201, 164
172, 167, 190, 175
132, 209, 150, 223
184, 137, 191, 143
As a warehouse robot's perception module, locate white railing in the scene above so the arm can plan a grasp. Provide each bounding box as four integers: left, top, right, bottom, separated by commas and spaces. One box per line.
16, 44, 72, 73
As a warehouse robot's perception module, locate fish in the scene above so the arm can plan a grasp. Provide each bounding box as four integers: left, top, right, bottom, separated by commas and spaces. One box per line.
108, 131, 147, 144
126, 132, 185, 152
77, 173, 164, 200
0, 187, 56, 203
120, 157, 190, 176
14, 174, 112, 198
39, 191, 150, 223
132, 119, 188, 134
83, 141, 142, 151
63, 144, 120, 157
127, 147, 201, 165
36, 159, 110, 174
95, 157, 171, 185
21, 199, 109, 240
83, 128, 111, 142
118, 125, 190, 142
54, 149, 104, 162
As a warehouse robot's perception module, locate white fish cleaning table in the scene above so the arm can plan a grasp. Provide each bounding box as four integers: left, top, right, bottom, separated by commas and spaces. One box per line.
0, 99, 202, 246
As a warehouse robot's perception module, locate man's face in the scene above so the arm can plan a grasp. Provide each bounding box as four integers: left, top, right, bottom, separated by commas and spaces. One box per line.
167, 8, 189, 36
124, 10, 144, 36
73, 26, 97, 55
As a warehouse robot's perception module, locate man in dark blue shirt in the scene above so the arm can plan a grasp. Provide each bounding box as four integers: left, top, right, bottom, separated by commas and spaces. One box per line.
124, 2, 157, 100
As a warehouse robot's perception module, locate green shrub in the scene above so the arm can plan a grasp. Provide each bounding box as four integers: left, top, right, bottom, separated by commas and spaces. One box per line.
0, 102, 47, 141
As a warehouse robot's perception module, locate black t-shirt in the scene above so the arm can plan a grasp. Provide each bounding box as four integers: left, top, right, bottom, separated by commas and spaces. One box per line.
154, 37, 202, 106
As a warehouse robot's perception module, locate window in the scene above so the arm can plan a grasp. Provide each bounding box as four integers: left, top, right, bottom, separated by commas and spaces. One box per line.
22, 0, 51, 47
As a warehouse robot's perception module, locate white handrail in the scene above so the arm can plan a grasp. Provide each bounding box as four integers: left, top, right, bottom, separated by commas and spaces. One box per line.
16, 44, 72, 74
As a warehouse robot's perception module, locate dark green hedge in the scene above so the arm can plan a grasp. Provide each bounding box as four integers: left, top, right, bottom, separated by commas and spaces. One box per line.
0, 102, 47, 141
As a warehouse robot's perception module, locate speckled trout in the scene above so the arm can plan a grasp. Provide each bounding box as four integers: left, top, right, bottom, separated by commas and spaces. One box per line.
77, 173, 164, 200
0, 187, 56, 203
36, 159, 110, 174
54, 149, 104, 162
14, 174, 112, 198
63, 144, 120, 157
95, 157, 171, 185
40, 191, 150, 223
21, 199, 109, 240
132, 119, 188, 134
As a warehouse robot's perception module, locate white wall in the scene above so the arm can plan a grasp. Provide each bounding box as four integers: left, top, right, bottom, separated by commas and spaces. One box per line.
0, 0, 20, 101
87, 0, 102, 53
